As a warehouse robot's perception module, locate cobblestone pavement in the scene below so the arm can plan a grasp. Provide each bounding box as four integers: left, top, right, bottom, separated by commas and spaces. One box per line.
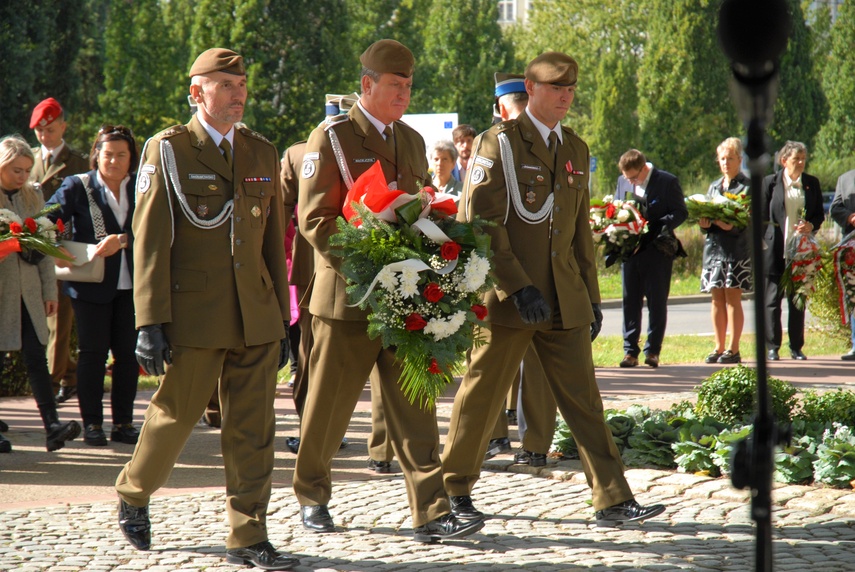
4, 462, 855, 571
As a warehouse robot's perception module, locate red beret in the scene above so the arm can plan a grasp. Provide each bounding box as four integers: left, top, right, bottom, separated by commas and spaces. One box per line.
30, 98, 64, 129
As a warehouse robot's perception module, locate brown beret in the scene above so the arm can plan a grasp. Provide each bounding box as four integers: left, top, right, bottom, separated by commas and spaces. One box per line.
360, 39, 414, 77
189, 48, 246, 78
525, 52, 578, 86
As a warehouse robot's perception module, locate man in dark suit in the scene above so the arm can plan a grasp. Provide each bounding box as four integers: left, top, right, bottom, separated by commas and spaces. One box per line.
762, 141, 824, 361
115, 48, 297, 571
28, 97, 89, 404
614, 149, 688, 368
296, 39, 483, 543
443, 52, 665, 527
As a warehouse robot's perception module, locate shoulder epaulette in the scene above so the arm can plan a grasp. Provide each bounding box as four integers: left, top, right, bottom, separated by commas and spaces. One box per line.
493, 119, 518, 133
323, 114, 350, 131
238, 126, 272, 145
155, 125, 187, 139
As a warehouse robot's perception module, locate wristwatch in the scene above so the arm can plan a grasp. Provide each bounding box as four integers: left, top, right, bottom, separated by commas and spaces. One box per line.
118, 233, 128, 248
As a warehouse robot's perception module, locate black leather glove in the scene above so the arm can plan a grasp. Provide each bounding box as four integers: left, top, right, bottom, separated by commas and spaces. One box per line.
136, 324, 172, 376
278, 322, 290, 370
511, 285, 551, 324
591, 303, 603, 342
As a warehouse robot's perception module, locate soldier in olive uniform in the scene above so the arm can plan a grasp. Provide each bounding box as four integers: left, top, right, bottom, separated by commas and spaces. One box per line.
28, 98, 89, 403
443, 52, 666, 527
115, 49, 297, 571
296, 39, 483, 543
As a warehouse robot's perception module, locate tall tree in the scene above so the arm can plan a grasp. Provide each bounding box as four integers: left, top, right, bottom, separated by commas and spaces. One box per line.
417, 0, 512, 129
767, 0, 827, 152
636, 0, 737, 183
72, 0, 110, 150
815, 0, 855, 159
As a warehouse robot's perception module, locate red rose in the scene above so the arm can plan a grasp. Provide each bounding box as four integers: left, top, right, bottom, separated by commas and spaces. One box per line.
56, 219, 65, 233
440, 241, 462, 261
471, 304, 488, 320
9, 222, 23, 235
605, 204, 616, 219
428, 358, 442, 374
423, 282, 444, 303
404, 313, 427, 331
24, 218, 37, 233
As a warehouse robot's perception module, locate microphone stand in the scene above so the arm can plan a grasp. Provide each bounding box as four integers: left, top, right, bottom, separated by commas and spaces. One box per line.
717, 2, 792, 571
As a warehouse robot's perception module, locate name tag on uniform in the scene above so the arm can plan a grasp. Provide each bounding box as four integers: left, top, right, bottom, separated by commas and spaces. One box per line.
303, 152, 320, 161
521, 164, 541, 171
188, 173, 217, 180
354, 158, 376, 163
474, 156, 494, 168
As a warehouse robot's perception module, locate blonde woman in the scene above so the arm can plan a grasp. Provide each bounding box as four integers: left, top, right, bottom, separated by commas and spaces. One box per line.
699, 137, 751, 364
0, 134, 81, 452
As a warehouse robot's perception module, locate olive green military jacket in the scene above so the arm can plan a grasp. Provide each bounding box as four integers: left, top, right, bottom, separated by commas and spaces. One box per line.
298, 104, 430, 322
132, 115, 290, 348
282, 141, 315, 292
458, 111, 600, 330
29, 143, 89, 201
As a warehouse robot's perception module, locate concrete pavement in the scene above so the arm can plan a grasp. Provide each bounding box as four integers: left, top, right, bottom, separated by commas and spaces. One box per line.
2, 357, 855, 571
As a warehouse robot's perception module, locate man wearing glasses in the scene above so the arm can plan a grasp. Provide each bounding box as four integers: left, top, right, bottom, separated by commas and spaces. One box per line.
614, 149, 688, 368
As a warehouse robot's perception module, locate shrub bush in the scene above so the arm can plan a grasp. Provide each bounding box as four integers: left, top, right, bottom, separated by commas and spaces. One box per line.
799, 389, 855, 427
0, 353, 31, 397
695, 365, 798, 424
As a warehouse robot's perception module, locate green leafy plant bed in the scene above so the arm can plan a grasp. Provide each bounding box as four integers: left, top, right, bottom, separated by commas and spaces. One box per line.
552, 366, 855, 488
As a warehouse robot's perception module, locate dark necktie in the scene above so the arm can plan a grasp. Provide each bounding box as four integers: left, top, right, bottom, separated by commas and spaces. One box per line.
220, 139, 233, 171
45, 154, 53, 169
383, 126, 394, 154
548, 132, 558, 171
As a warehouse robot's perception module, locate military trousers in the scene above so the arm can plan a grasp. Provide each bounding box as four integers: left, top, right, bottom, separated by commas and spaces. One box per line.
46, 286, 77, 387
442, 323, 633, 511
293, 316, 449, 527
116, 341, 279, 549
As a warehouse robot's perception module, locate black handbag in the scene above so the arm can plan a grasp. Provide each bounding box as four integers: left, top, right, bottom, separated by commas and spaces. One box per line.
653, 227, 687, 259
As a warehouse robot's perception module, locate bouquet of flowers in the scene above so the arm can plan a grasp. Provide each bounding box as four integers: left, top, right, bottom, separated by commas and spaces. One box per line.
832, 230, 855, 325
0, 205, 70, 262
685, 190, 751, 229
329, 161, 494, 409
781, 231, 823, 311
589, 195, 647, 267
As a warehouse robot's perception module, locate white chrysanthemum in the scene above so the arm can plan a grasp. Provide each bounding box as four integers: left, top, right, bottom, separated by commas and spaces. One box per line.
602, 195, 613, 203
399, 266, 420, 298
35, 216, 52, 230
460, 254, 489, 292
377, 266, 398, 291
424, 311, 467, 341
617, 209, 630, 223
0, 208, 22, 225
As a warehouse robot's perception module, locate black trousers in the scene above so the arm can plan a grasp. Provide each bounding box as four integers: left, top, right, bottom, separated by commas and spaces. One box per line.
0, 302, 58, 429
70, 290, 138, 427
764, 274, 805, 352
621, 247, 674, 357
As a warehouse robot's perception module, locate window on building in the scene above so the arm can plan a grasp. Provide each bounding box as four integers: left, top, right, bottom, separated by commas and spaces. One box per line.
498, 0, 516, 23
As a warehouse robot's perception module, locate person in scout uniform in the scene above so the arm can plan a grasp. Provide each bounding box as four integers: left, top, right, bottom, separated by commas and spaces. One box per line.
483, 72, 558, 469
443, 52, 666, 527
29, 97, 89, 404
296, 39, 484, 543
115, 48, 297, 571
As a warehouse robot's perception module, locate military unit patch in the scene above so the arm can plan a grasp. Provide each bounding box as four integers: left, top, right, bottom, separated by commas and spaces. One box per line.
302, 160, 315, 179
141, 164, 156, 175
137, 173, 151, 194
251, 206, 262, 218
471, 166, 485, 185
474, 156, 494, 168
303, 152, 320, 161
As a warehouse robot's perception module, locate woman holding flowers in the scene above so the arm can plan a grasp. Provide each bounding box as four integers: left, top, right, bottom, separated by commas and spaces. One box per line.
699, 137, 752, 364
762, 141, 824, 361
0, 135, 81, 453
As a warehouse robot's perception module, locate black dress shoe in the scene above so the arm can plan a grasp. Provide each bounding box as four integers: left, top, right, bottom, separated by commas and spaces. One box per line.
513, 449, 547, 467
300, 505, 335, 533
46, 420, 81, 452
450, 495, 484, 520
84, 424, 108, 446
225, 540, 299, 571
367, 459, 393, 473
595, 499, 665, 526
118, 499, 151, 550
842, 349, 855, 361
484, 437, 511, 459
791, 349, 807, 360
413, 513, 484, 543
55, 385, 78, 404
0, 433, 11, 453
285, 436, 300, 454
111, 424, 139, 444
768, 348, 780, 361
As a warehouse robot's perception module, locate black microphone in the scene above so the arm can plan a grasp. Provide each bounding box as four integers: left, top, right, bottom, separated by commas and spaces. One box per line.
717, 0, 792, 135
